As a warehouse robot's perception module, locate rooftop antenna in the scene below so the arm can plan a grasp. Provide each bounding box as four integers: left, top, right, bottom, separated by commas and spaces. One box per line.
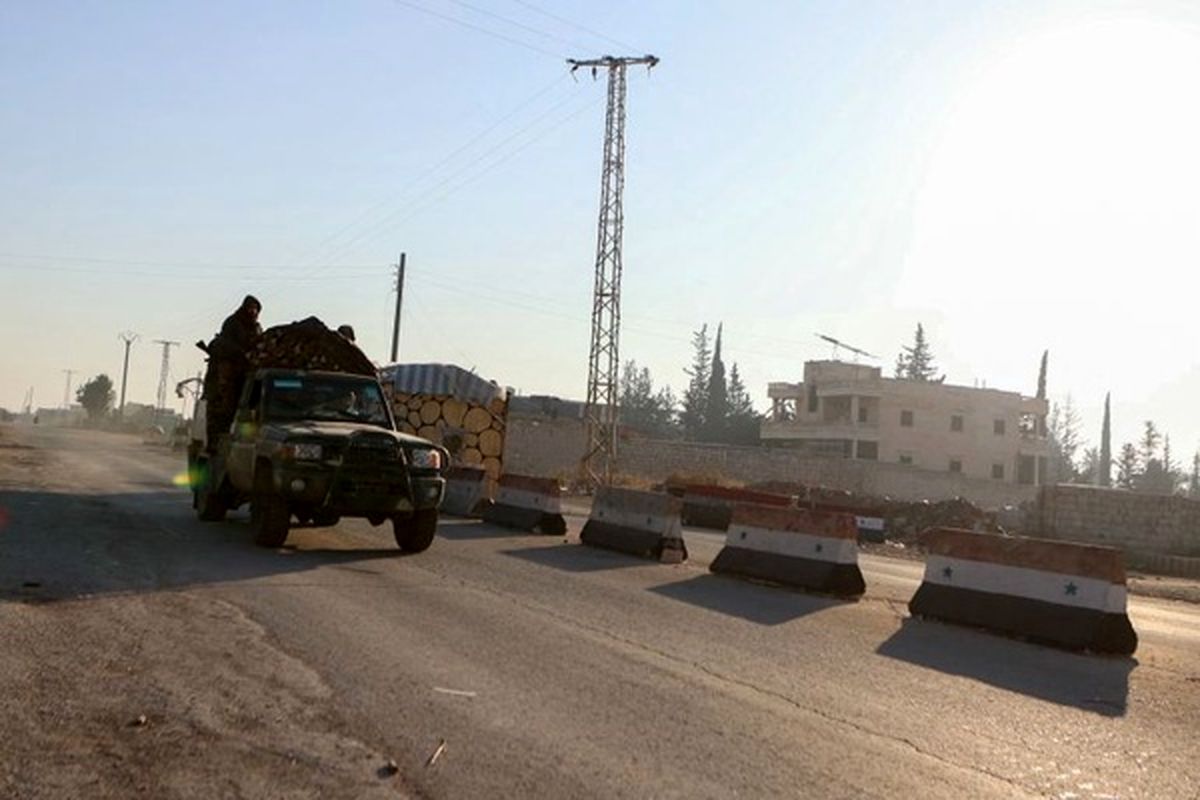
815, 334, 877, 363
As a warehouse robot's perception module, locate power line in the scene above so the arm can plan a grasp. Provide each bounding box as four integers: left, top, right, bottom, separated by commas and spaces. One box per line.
0, 262, 387, 280
391, 0, 563, 58
0, 252, 382, 270
509, 0, 641, 53
443, 0, 600, 53
286, 73, 572, 271
298, 91, 601, 270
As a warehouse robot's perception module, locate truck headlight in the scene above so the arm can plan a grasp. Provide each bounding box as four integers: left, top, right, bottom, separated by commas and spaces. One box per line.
408, 448, 441, 470
282, 443, 323, 461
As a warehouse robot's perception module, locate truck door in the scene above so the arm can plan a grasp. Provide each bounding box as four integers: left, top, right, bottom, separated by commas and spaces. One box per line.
226, 377, 262, 491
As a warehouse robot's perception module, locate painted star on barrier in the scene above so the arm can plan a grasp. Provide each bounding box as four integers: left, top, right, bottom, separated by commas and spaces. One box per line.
815, 543, 823, 553
1065, 582, 1079, 596
942, 566, 953, 580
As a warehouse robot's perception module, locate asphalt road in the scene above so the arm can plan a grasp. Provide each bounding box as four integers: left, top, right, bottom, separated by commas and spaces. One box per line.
2, 425, 1198, 799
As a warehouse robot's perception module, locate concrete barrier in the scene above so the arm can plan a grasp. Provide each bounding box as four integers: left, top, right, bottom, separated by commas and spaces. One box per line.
909, 528, 1137, 655
581, 487, 687, 563
481, 474, 566, 535
711, 504, 865, 597
678, 485, 792, 530
441, 466, 492, 518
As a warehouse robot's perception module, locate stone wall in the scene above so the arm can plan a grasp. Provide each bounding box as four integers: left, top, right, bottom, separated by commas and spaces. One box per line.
505, 417, 1037, 508
1036, 484, 1200, 557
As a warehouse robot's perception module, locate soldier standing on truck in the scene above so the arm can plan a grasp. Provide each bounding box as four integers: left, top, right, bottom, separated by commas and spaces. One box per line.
203, 295, 262, 452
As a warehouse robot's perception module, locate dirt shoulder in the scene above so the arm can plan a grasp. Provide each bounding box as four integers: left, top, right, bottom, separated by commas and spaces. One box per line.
0, 424, 412, 799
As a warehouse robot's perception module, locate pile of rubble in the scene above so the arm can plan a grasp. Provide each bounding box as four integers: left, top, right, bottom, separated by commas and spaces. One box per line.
747, 480, 1012, 541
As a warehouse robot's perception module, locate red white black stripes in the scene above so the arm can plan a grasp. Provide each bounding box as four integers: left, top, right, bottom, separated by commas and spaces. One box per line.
710, 505, 865, 597
581, 487, 687, 563
908, 528, 1137, 654
481, 474, 566, 535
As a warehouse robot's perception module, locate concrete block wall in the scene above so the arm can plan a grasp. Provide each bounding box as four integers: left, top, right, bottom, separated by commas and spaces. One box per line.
1037, 484, 1200, 557
505, 418, 1037, 508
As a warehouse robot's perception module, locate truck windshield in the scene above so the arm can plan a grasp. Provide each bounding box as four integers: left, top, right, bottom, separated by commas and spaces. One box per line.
264, 376, 392, 428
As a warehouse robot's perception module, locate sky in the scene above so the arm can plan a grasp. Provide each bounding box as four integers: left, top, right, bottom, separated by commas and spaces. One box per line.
2, 0, 1198, 461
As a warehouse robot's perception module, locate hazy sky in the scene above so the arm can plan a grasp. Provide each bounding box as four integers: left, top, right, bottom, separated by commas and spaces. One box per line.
2, 0, 1198, 461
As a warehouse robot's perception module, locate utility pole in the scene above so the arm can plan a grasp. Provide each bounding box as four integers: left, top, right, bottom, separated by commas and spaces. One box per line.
61, 369, 76, 409
118, 331, 139, 417
153, 340, 180, 418
390, 252, 406, 364
569, 54, 659, 488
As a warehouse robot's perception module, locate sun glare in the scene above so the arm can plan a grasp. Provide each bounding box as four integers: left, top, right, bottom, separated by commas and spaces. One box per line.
903, 16, 1200, 315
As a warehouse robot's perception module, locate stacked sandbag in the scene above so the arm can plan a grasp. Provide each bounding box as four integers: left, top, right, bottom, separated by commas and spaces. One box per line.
249, 317, 375, 376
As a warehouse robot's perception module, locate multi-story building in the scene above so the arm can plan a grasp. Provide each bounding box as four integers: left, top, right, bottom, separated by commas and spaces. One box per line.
763, 360, 1050, 485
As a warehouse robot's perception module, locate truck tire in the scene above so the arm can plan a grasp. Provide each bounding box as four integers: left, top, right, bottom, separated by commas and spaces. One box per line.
252, 469, 290, 548
253, 494, 290, 548
196, 485, 227, 522
393, 509, 437, 553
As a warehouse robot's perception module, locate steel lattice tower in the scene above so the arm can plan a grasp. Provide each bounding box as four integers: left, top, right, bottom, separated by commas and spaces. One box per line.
153, 339, 179, 417
570, 54, 658, 487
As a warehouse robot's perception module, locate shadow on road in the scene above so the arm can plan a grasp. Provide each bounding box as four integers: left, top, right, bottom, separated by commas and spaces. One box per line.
436, 519, 548, 541
0, 488, 406, 603
876, 618, 1135, 717
649, 574, 845, 625
502, 543, 648, 572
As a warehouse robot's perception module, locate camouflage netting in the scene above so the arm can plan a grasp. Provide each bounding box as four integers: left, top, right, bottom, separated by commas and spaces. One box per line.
248, 317, 376, 376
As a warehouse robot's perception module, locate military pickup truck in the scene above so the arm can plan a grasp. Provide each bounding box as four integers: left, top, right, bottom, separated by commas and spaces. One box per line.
189, 368, 448, 551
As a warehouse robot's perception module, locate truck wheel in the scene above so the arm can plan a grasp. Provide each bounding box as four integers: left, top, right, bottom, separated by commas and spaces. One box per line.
393, 509, 437, 553
253, 493, 290, 547
196, 486, 228, 522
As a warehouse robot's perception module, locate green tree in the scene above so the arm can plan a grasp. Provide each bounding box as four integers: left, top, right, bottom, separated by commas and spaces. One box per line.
1137, 434, 1183, 495
894, 323, 939, 381
1099, 393, 1112, 487
1140, 420, 1161, 467
1189, 452, 1200, 498
1115, 443, 1140, 489
619, 360, 677, 438
1036, 350, 1048, 400
1078, 446, 1101, 485
702, 323, 728, 442
680, 324, 711, 440
1047, 395, 1082, 482
726, 363, 761, 445
76, 374, 114, 421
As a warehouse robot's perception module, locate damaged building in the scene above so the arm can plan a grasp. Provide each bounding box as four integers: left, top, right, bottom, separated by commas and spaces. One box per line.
764, 360, 1049, 485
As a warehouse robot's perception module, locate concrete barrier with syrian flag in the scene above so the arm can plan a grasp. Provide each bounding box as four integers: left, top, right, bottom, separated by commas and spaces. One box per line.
481, 473, 566, 535
710, 504, 865, 597
908, 528, 1137, 654
678, 485, 793, 531
441, 466, 492, 518
581, 487, 687, 563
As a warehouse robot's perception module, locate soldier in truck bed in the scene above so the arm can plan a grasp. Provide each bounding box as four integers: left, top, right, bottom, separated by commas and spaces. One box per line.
203, 295, 262, 452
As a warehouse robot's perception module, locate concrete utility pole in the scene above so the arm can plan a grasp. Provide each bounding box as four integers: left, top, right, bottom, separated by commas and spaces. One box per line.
390, 252, 406, 364
118, 331, 138, 417
569, 54, 659, 488
62, 369, 76, 409
153, 340, 180, 418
